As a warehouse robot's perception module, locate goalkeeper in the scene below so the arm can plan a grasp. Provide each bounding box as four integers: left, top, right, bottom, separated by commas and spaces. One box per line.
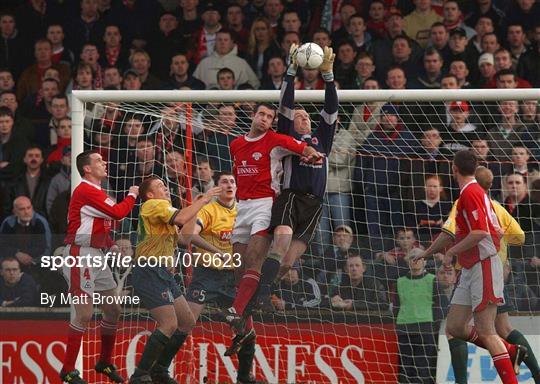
128, 176, 221, 384
415, 166, 539, 383
256, 43, 338, 310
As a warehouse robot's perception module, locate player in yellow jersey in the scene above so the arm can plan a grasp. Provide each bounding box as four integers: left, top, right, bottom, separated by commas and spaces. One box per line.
129, 176, 221, 384
180, 172, 260, 384
415, 167, 539, 383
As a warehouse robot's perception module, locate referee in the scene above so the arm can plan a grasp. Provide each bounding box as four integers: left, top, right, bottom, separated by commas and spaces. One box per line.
256, 44, 338, 309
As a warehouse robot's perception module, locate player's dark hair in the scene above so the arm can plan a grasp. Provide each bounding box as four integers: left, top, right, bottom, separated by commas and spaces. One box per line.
453, 150, 477, 176
76, 150, 98, 177
213, 171, 235, 184
140, 175, 162, 202
254, 102, 276, 118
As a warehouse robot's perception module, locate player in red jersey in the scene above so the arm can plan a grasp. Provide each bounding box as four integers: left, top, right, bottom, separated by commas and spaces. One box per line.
60, 150, 139, 384
443, 150, 526, 384
222, 102, 323, 330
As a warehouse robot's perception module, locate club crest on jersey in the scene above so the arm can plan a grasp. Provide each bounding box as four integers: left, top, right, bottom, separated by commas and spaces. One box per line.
252, 152, 262, 161
311, 137, 319, 145
220, 230, 232, 241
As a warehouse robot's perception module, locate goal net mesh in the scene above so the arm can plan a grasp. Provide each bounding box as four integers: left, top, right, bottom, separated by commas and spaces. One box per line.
78, 94, 540, 383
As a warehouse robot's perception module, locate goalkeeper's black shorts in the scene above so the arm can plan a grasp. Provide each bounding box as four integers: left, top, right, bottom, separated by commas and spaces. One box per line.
269, 189, 323, 244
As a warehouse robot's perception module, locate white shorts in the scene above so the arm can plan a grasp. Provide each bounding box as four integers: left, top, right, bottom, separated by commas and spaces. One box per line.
62, 245, 117, 296
232, 197, 273, 244
451, 255, 504, 312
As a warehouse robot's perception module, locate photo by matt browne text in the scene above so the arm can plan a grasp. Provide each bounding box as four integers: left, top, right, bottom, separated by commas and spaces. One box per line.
40, 291, 140, 307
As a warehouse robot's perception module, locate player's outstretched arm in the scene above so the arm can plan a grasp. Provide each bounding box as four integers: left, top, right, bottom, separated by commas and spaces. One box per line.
277, 43, 298, 135
318, 46, 338, 153
87, 185, 139, 220
302, 145, 325, 162
172, 186, 222, 227
413, 231, 454, 261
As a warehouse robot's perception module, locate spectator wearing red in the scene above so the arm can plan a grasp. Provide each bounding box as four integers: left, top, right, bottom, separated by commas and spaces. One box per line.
46, 145, 71, 217
46, 24, 75, 68
484, 49, 532, 88
442, 1, 476, 39
47, 95, 70, 147
99, 25, 130, 72
191, 3, 223, 64
366, 0, 387, 39
47, 117, 71, 166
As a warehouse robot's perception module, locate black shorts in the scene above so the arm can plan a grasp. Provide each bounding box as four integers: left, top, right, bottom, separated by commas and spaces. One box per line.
185, 267, 236, 306
269, 189, 323, 244
132, 266, 183, 310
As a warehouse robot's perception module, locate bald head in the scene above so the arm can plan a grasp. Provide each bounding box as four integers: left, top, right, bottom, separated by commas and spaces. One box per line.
13, 196, 34, 223
475, 166, 493, 191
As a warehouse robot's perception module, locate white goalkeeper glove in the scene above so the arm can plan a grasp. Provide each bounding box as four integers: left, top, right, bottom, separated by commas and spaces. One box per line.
319, 46, 335, 82
287, 43, 299, 76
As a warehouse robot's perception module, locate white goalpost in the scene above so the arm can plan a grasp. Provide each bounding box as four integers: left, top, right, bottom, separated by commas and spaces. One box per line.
70, 88, 540, 384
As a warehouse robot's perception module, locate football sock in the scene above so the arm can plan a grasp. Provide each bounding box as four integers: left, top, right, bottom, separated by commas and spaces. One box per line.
232, 270, 261, 316
506, 329, 539, 376
155, 330, 188, 369
258, 256, 280, 297
493, 352, 518, 384
135, 329, 169, 374
448, 338, 469, 384
237, 337, 256, 379
98, 320, 117, 365
61, 323, 86, 374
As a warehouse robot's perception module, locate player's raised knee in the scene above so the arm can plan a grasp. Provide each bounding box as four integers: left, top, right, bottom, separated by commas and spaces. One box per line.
274, 225, 293, 236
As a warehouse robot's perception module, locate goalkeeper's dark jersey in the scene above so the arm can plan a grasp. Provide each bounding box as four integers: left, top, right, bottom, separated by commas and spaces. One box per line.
277, 73, 338, 199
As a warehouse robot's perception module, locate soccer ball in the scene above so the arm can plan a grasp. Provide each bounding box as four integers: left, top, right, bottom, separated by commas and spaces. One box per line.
296, 42, 324, 70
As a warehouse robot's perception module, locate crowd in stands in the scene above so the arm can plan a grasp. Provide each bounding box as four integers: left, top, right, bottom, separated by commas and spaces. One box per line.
0, 0, 539, 319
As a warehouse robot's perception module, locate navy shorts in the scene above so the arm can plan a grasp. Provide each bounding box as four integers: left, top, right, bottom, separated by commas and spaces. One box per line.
132, 266, 182, 310
186, 267, 236, 306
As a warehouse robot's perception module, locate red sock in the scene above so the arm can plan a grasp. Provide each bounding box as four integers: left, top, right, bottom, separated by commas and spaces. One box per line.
468, 328, 486, 349
232, 270, 260, 316
499, 337, 517, 359
469, 328, 517, 357
62, 323, 85, 373
99, 320, 117, 364
493, 352, 518, 384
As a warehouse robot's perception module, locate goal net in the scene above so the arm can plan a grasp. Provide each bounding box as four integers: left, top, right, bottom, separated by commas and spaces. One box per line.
72, 89, 540, 384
